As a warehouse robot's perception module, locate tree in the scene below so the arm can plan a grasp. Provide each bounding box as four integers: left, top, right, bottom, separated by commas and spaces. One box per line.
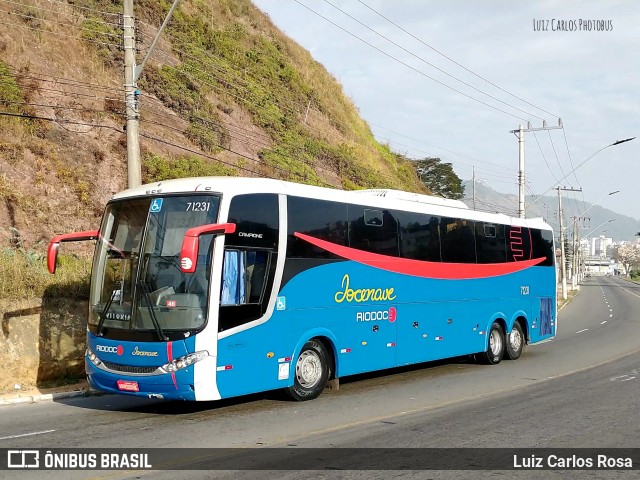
414, 157, 464, 200
614, 244, 640, 277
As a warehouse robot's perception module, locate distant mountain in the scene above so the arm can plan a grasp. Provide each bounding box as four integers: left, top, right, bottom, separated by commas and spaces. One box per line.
461, 181, 640, 242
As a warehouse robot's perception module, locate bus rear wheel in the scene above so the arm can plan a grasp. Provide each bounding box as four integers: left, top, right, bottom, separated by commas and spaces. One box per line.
286, 339, 329, 401
479, 322, 505, 365
506, 322, 525, 360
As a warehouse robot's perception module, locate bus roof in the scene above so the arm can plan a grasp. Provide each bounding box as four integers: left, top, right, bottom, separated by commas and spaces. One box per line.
112, 177, 552, 231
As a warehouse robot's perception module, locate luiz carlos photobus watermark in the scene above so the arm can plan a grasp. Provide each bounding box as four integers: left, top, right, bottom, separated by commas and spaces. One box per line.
533, 19, 613, 32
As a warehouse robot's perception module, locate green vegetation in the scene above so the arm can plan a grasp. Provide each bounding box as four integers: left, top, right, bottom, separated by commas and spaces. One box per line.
143, 152, 237, 182
414, 157, 464, 199
133, 0, 426, 190
0, 0, 447, 303
0, 249, 91, 300
0, 60, 24, 113
80, 18, 123, 68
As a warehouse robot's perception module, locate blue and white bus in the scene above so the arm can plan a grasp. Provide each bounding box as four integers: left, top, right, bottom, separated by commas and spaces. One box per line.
48, 177, 557, 401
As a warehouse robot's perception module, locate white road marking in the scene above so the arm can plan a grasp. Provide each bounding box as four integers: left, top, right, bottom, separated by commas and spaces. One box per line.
576, 329, 589, 334
610, 314, 613, 318
621, 377, 636, 382
616, 283, 640, 299
601, 321, 607, 324
0, 429, 56, 441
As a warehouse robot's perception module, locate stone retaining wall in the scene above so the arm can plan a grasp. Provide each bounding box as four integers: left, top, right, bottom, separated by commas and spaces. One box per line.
1, 298, 87, 392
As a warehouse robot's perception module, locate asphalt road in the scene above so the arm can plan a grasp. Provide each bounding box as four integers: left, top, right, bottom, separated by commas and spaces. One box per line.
1, 276, 639, 479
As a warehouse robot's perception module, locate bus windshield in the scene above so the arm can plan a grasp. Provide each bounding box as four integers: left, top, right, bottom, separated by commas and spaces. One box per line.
88, 195, 220, 339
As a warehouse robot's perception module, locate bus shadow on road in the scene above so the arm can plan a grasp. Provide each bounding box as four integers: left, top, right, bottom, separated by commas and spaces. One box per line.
53, 354, 490, 415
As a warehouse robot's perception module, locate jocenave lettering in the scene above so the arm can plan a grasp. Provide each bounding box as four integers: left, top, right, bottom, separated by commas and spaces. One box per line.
334, 274, 396, 303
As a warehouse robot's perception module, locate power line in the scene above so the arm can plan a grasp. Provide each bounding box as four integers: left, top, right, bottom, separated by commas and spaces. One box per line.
0, 0, 120, 27
320, 0, 544, 121
547, 129, 568, 184
369, 121, 513, 172
0, 99, 124, 116
532, 131, 559, 183
355, 0, 558, 119
0, 18, 121, 47
5, 66, 124, 93
292, 0, 530, 122
42, 0, 121, 17
0, 110, 123, 132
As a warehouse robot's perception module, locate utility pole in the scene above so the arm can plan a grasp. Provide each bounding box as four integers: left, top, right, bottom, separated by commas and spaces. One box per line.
571, 216, 589, 287
557, 186, 582, 300
510, 119, 563, 218
123, 0, 141, 188
122, 0, 181, 189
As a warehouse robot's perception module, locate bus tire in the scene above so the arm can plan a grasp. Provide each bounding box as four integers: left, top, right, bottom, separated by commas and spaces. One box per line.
506, 321, 525, 360
479, 322, 505, 365
286, 339, 329, 401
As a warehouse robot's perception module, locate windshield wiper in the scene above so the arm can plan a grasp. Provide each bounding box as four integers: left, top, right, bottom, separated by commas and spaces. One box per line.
137, 282, 169, 342
96, 289, 123, 337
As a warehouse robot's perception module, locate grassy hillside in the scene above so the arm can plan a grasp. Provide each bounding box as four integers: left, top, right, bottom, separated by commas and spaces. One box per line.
0, 0, 428, 299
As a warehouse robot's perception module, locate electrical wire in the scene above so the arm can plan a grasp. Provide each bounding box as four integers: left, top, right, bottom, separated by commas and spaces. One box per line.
320, 0, 544, 121
0, 0, 121, 26
355, 0, 558, 119
292, 0, 530, 122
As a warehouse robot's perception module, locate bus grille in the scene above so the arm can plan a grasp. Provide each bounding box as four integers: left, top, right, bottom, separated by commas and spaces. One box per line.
102, 361, 159, 374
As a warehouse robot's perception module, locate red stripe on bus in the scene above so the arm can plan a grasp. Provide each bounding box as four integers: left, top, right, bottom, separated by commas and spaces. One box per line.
167, 342, 178, 390
294, 232, 544, 279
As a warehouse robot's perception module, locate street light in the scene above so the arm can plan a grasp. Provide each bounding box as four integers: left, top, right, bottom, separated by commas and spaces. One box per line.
564, 191, 620, 231
583, 219, 615, 239
527, 137, 635, 212
560, 191, 619, 299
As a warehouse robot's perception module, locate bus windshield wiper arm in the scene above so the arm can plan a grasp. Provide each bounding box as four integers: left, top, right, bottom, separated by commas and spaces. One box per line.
96, 289, 119, 337
137, 282, 169, 342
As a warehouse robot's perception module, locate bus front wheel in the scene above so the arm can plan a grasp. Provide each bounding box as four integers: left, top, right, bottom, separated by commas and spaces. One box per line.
479, 322, 505, 365
286, 339, 329, 401
506, 321, 525, 360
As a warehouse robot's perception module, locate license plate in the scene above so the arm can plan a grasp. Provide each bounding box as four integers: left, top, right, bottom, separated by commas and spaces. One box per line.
116, 380, 139, 392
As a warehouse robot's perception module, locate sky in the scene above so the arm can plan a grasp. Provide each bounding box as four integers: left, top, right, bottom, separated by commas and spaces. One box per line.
253, 0, 639, 221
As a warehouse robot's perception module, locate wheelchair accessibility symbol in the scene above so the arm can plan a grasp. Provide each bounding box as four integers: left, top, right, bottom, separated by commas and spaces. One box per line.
276, 296, 286, 310
150, 198, 163, 213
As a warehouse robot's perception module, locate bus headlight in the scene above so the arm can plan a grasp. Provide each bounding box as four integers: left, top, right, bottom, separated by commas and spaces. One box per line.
86, 347, 102, 367
160, 351, 208, 373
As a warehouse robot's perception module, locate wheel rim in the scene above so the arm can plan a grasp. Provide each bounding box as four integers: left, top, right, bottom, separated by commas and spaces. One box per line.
510, 328, 522, 352
490, 328, 503, 355
296, 350, 322, 388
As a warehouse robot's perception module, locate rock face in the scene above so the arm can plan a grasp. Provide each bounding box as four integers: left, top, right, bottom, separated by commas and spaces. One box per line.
1, 298, 87, 392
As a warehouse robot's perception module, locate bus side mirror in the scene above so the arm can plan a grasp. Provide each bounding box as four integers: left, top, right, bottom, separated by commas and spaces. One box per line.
48, 230, 99, 274
180, 223, 236, 273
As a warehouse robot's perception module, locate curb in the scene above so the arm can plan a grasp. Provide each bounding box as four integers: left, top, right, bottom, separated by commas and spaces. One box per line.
0, 387, 102, 407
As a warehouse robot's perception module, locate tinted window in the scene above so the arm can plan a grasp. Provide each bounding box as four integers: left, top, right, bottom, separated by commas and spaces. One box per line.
396, 211, 441, 261
226, 194, 279, 248
348, 205, 400, 256
531, 228, 555, 267
440, 218, 476, 263
476, 222, 506, 263
287, 197, 348, 258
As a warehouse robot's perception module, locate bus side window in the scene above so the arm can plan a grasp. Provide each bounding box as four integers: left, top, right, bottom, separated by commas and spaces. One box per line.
220, 249, 270, 305
246, 250, 268, 303
476, 222, 506, 263
440, 218, 476, 263
221, 249, 245, 305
